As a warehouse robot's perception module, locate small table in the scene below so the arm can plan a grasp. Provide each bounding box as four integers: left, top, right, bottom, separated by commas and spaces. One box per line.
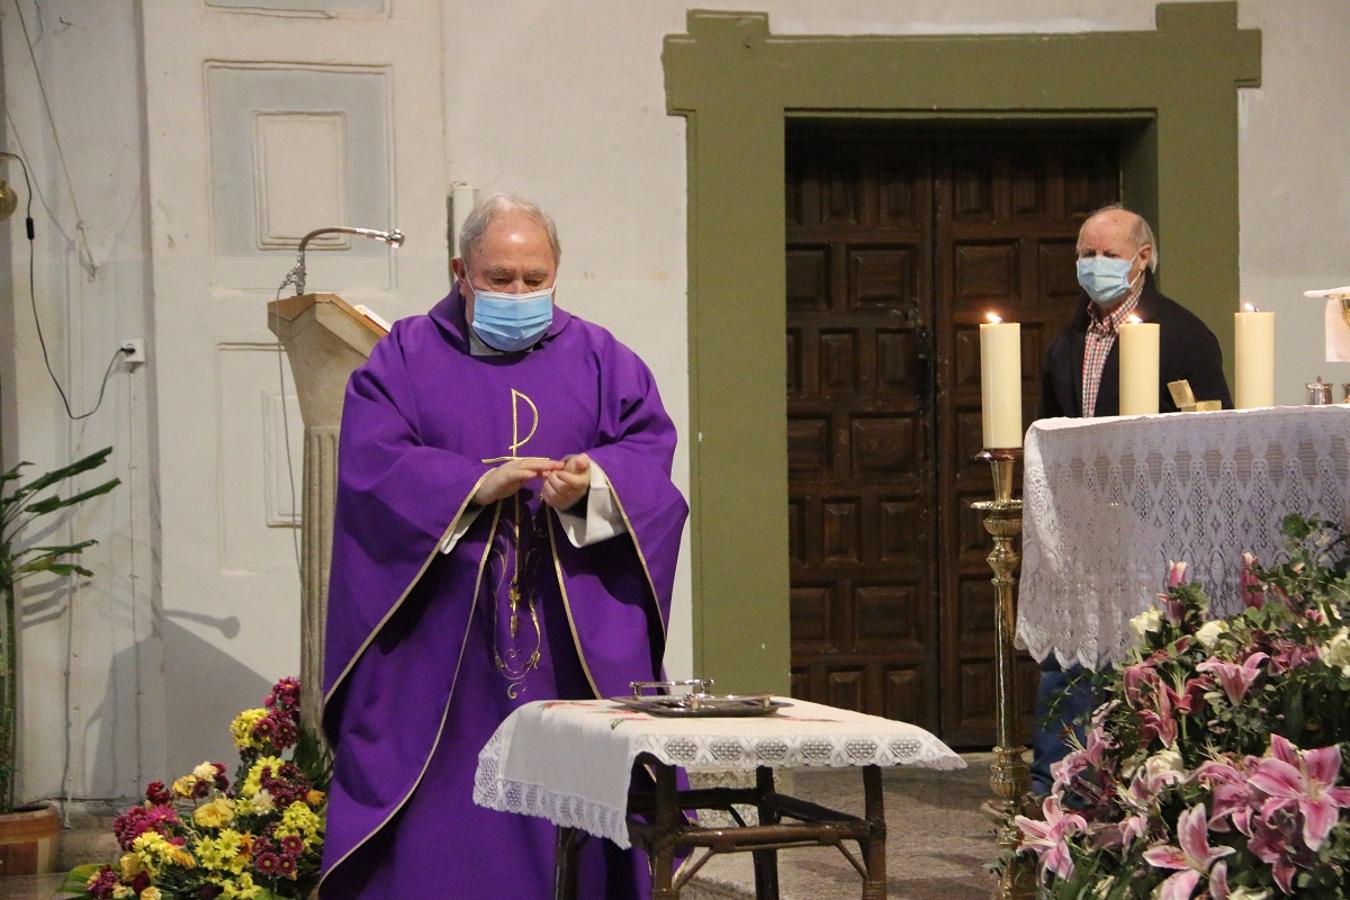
1017, 405, 1350, 668
473, 698, 963, 899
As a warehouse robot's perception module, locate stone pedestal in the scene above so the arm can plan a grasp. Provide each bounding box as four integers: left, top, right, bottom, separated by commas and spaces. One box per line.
268, 294, 386, 743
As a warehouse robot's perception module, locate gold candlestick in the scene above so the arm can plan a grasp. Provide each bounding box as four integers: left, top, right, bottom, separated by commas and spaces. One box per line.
972, 448, 1035, 900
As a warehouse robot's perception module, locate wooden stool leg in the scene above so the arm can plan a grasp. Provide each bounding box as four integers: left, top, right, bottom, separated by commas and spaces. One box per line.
554, 826, 583, 900
860, 765, 887, 900
651, 763, 680, 900
752, 765, 781, 899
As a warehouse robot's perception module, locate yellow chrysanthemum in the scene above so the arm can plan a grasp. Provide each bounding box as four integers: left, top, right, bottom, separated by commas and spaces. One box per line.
172, 775, 197, 798
119, 851, 145, 879
193, 797, 237, 829
275, 800, 323, 844
240, 756, 284, 798
218, 872, 263, 900
192, 761, 219, 781
194, 829, 247, 874
194, 837, 225, 871
229, 708, 268, 750
132, 832, 174, 875
306, 789, 326, 807
141, 889, 163, 900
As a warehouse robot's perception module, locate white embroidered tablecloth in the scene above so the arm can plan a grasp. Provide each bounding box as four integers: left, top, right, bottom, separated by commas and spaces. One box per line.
1017, 405, 1350, 670
472, 698, 963, 848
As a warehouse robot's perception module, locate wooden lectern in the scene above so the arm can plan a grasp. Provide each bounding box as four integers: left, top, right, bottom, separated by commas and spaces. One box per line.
267, 293, 388, 744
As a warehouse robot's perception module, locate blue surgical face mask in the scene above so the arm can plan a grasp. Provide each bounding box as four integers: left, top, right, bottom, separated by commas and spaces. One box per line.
1076, 253, 1141, 306
468, 283, 554, 352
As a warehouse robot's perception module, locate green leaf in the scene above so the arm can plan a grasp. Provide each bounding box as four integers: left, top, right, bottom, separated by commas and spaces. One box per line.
18, 540, 98, 557
14, 543, 98, 575
23, 477, 120, 517
56, 862, 105, 896
19, 561, 95, 579
16, 448, 113, 496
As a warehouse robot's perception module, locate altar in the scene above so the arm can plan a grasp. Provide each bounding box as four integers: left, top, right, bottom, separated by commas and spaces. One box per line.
1016, 405, 1350, 669
473, 697, 963, 899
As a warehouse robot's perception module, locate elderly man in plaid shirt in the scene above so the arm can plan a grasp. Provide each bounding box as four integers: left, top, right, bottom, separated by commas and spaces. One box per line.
1030, 205, 1232, 795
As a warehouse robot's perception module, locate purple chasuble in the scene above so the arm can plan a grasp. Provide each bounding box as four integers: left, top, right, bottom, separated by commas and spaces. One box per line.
319, 284, 687, 898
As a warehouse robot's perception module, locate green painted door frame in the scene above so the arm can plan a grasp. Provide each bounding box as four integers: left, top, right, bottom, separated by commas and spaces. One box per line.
663, 4, 1260, 694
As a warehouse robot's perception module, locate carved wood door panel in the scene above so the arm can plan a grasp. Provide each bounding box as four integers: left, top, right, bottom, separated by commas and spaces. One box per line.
787, 127, 1118, 745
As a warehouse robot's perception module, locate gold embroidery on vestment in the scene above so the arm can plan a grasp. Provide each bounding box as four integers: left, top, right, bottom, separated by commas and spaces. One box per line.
478, 388, 545, 697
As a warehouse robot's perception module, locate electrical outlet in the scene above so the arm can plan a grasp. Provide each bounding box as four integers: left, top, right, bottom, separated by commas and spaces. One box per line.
120, 338, 146, 365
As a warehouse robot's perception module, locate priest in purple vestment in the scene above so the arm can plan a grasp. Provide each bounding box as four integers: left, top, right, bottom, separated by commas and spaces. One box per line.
318, 194, 688, 898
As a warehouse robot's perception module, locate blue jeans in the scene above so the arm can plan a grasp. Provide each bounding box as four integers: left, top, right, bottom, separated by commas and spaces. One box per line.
1030, 659, 1096, 796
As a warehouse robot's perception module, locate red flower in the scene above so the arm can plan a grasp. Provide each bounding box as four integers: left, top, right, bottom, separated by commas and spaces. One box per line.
84, 865, 119, 899
255, 851, 282, 875
145, 781, 172, 805
280, 834, 304, 857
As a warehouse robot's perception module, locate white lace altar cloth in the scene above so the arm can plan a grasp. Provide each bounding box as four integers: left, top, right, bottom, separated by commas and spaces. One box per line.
473, 698, 963, 848
1018, 405, 1350, 670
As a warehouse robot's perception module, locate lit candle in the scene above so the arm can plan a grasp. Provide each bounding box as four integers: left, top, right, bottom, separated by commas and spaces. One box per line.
979, 312, 1022, 448
1118, 314, 1160, 415
1234, 302, 1275, 409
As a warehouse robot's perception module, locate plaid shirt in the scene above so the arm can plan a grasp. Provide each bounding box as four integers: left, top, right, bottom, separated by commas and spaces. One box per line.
1081, 281, 1145, 417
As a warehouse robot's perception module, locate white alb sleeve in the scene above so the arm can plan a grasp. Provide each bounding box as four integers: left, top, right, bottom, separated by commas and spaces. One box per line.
557, 460, 628, 548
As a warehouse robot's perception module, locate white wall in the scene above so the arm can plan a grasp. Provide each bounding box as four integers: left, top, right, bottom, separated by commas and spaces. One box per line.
2, 0, 1346, 804
1, 0, 164, 806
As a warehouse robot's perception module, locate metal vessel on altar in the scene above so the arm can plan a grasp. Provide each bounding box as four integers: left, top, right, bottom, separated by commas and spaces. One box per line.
611, 679, 791, 717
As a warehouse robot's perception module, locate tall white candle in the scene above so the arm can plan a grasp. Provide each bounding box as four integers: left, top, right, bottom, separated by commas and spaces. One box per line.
979, 313, 1022, 448
1234, 304, 1275, 409
1118, 317, 1160, 415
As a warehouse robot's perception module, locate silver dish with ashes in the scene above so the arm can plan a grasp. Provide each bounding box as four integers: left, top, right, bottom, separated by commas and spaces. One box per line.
609, 679, 791, 717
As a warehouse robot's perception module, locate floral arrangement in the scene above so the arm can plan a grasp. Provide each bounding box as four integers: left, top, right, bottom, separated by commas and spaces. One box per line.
62, 678, 329, 900
1016, 515, 1350, 899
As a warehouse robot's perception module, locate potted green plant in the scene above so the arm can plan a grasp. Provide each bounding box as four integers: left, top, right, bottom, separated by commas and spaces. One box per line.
0, 447, 118, 873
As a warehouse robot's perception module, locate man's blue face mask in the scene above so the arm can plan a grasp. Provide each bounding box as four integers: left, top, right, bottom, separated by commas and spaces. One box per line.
1076, 253, 1140, 306
469, 282, 554, 352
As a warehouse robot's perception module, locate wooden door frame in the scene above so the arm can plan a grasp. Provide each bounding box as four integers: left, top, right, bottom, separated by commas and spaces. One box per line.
662, 3, 1260, 694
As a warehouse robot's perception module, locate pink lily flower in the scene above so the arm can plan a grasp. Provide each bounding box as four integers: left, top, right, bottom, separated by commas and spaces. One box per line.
1208, 860, 1230, 899
1239, 550, 1265, 608
1123, 663, 1160, 708
1050, 725, 1113, 789
1167, 559, 1189, 588
1195, 652, 1268, 704
1157, 591, 1186, 626
1267, 637, 1318, 674
1137, 682, 1178, 747
1246, 806, 1298, 894
1015, 796, 1086, 880
1248, 734, 1350, 851
1142, 803, 1235, 900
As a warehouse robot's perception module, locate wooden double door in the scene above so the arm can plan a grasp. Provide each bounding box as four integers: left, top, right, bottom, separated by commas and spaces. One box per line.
786, 127, 1119, 746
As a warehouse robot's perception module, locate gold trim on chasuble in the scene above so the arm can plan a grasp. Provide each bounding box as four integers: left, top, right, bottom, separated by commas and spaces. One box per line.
318, 471, 496, 891
602, 483, 668, 638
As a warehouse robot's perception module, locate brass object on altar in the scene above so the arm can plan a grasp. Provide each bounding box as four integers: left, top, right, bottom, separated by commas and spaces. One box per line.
1306, 377, 1333, 405
972, 449, 1036, 900
1167, 379, 1222, 412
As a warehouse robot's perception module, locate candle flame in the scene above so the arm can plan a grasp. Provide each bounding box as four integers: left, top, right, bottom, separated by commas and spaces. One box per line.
1126, 314, 1143, 325
1242, 302, 1258, 312
985, 312, 1002, 324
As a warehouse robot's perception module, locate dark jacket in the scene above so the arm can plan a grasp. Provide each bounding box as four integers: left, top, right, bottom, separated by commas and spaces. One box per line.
1039, 274, 1233, 419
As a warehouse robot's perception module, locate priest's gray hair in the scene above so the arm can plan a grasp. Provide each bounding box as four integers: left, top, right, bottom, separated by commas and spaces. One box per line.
1086, 203, 1159, 272
459, 193, 562, 265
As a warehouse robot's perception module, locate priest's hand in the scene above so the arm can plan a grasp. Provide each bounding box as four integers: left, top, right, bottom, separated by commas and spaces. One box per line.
542, 453, 591, 512
474, 457, 562, 506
